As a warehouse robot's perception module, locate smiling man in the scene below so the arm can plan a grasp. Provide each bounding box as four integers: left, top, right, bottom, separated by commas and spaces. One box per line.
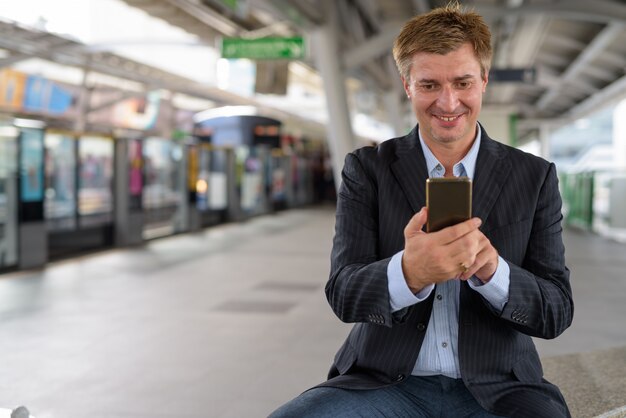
269, 3, 574, 418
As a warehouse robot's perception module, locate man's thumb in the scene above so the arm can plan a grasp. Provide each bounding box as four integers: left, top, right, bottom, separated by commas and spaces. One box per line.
404, 207, 427, 237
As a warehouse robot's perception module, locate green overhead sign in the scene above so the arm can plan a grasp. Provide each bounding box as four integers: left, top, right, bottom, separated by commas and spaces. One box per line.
221, 0, 238, 9
221, 37, 305, 60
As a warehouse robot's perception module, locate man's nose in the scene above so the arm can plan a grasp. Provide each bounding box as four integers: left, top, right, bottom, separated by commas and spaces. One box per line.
437, 86, 460, 112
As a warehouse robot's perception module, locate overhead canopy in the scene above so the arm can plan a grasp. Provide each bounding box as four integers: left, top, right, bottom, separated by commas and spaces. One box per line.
118, 0, 626, 140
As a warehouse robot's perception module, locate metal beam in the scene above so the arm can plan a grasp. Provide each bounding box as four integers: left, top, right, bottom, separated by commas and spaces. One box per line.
336, 0, 361, 44
0, 52, 32, 68
581, 64, 620, 83
535, 52, 571, 69
166, 0, 240, 36
477, 0, 626, 24
284, 0, 324, 25
536, 22, 624, 109
543, 34, 586, 52
343, 26, 399, 70
353, 0, 381, 32
568, 72, 626, 118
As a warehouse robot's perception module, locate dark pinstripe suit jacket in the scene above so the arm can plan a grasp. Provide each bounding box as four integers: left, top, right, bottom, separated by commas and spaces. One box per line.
321, 125, 574, 416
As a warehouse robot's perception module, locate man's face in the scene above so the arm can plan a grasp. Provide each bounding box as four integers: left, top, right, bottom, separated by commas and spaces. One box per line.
402, 43, 488, 149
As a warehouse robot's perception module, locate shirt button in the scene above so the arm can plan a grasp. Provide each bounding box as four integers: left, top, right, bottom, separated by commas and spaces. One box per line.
436, 294, 442, 300
416, 323, 426, 331
442, 342, 448, 348
396, 374, 405, 382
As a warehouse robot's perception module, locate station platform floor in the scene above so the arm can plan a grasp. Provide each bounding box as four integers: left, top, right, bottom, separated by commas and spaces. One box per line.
0, 206, 624, 418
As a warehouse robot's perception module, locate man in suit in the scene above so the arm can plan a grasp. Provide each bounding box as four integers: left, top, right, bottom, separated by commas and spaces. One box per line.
270, 3, 573, 417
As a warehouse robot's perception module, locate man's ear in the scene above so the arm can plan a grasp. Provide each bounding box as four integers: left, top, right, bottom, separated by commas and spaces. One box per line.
482, 72, 489, 93
401, 76, 410, 98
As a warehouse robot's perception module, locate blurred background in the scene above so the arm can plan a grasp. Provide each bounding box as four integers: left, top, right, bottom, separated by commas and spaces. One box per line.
0, 1, 624, 417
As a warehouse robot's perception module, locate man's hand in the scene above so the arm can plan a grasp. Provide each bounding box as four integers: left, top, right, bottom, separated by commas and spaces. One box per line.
401, 207, 499, 292
459, 227, 499, 284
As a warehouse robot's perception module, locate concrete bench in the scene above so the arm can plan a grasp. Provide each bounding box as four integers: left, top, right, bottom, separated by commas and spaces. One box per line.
542, 346, 626, 418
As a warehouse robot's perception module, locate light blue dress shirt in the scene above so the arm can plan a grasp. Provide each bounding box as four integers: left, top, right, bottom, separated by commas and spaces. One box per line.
387, 124, 510, 379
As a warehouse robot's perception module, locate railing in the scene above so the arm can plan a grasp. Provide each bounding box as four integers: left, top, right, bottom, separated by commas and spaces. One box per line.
559, 170, 626, 242
560, 171, 595, 229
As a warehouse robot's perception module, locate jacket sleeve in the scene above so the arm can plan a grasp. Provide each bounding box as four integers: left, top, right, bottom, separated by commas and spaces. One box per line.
325, 151, 403, 327
499, 163, 574, 339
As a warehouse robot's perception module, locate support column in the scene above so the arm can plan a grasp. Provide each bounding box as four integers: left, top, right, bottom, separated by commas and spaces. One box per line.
114, 138, 144, 246
614, 98, 626, 170
383, 91, 406, 137
610, 99, 626, 229
311, 0, 356, 192
74, 63, 92, 133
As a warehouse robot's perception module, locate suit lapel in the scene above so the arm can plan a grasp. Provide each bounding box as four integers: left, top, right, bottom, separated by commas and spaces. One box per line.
472, 128, 512, 224
390, 128, 429, 213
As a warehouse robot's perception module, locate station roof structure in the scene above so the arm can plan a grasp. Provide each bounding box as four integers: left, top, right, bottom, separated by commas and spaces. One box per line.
118, 0, 626, 140
1, 0, 625, 142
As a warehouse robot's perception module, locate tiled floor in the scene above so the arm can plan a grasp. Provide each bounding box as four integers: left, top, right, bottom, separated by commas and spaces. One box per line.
0, 207, 624, 418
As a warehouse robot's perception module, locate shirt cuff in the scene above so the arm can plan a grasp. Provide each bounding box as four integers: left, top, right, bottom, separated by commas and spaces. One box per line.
468, 255, 510, 312
388, 250, 435, 312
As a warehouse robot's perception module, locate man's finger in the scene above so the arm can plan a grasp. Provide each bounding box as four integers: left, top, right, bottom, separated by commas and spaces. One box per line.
433, 217, 482, 244
404, 207, 428, 238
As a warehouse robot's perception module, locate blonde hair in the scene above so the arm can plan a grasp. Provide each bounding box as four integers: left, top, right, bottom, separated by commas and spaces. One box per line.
392, 2, 492, 80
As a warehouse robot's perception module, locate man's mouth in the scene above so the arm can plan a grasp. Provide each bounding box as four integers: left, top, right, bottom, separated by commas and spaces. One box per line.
434, 115, 462, 122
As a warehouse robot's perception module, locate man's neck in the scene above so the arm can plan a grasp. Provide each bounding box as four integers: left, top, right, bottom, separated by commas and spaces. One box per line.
426, 140, 474, 176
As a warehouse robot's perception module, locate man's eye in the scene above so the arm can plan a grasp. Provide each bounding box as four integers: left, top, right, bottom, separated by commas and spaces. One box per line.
421, 84, 437, 91
456, 81, 471, 89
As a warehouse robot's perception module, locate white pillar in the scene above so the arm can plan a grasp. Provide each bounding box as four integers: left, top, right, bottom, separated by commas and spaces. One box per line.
614, 98, 626, 169
610, 99, 626, 229
311, 1, 356, 192
383, 91, 406, 136
74, 65, 92, 132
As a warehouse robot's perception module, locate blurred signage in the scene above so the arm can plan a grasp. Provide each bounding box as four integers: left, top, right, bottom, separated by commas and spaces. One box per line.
221, 37, 305, 60
20, 128, 45, 202
489, 68, 536, 83
112, 91, 161, 130
0, 70, 76, 114
0, 69, 27, 109
23, 75, 75, 114
222, 0, 237, 8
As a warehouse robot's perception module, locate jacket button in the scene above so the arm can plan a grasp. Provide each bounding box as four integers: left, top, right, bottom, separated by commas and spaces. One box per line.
416, 323, 426, 331
396, 374, 405, 382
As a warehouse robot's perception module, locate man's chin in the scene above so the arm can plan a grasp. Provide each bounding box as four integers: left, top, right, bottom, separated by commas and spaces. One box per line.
431, 127, 473, 145
432, 133, 464, 145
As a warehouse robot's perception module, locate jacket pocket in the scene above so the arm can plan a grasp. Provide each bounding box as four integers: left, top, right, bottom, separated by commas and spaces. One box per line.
512, 356, 543, 383
334, 344, 358, 375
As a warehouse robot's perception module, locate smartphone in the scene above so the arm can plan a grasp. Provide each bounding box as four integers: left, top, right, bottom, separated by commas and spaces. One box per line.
426, 177, 472, 232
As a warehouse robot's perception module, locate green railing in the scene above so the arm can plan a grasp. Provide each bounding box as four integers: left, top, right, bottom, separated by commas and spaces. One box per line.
560, 171, 595, 229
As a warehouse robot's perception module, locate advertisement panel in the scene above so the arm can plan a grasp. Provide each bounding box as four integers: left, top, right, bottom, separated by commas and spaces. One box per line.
23, 75, 74, 115
20, 128, 45, 202
44, 133, 76, 224
0, 69, 27, 110
78, 136, 114, 216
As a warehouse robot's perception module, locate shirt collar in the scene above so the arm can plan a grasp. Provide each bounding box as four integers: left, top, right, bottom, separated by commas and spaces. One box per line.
418, 124, 482, 179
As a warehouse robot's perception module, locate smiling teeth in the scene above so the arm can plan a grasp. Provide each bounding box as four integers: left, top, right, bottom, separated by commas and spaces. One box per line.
438, 116, 458, 121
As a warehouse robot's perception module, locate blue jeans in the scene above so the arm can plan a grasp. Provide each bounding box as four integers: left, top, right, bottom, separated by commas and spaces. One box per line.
268, 375, 507, 418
